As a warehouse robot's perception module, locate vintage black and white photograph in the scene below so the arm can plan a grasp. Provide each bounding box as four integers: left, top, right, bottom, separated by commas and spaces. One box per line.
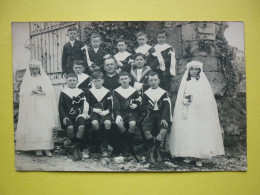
12, 21, 246, 171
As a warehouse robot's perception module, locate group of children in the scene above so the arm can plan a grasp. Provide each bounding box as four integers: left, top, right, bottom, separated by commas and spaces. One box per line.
15, 26, 225, 167
59, 62, 171, 162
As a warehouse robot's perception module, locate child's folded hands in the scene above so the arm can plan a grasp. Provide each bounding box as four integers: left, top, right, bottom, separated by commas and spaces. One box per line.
93, 108, 102, 114
115, 115, 123, 124
99, 110, 109, 116
183, 98, 191, 106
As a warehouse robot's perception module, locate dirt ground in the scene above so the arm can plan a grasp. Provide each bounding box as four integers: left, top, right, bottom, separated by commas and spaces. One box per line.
15, 145, 247, 172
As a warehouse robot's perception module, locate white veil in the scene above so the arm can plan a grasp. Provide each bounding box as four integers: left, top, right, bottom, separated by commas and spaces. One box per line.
17, 60, 59, 135
169, 61, 224, 158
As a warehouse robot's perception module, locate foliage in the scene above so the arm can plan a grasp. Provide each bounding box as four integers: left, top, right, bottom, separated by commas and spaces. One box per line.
83, 22, 157, 55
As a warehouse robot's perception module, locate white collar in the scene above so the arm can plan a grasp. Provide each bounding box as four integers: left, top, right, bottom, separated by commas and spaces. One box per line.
144, 87, 166, 102
135, 44, 152, 54
114, 51, 132, 61
76, 73, 90, 87
154, 43, 171, 52
89, 87, 109, 102
93, 48, 99, 53
63, 87, 83, 99
114, 86, 136, 99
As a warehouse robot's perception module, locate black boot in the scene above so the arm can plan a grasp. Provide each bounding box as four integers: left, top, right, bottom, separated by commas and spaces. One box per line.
147, 138, 155, 163
101, 129, 112, 157
72, 138, 83, 161
155, 139, 162, 162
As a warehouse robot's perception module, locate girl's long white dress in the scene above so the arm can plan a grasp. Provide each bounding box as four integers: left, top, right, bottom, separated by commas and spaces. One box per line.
169, 70, 225, 159
15, 66, 58, 151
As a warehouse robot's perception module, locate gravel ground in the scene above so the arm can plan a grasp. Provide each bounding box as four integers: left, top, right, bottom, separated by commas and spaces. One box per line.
15, 145, 247, 172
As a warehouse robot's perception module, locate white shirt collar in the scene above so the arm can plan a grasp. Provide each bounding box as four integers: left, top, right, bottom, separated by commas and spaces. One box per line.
94, 48, 99, 53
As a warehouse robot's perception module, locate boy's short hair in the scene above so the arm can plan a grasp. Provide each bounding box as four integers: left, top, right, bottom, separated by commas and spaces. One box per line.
73, 60, 84, 67
133, 53, 146, 60
67, 73, 78, 80
157, 30, 168, 37
91, 33, 102, 40
136, 31, 148, 38
118, 71, 131, 78
91, 71, 104, 80
117, 38, 127, 45
67, 26, 78, 33
148, 71, 159, 79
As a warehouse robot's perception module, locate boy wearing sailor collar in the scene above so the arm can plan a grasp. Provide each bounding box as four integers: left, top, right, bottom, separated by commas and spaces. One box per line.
58, 73, 90, 161
113, 71, 142, 156
73, 60, 92, 89
141, 71, 171, 163
135, 32, 152, 55
114, 39, 133, 73
85, 71, 113, 157
149, 30, 176, 91
130, 53, 151, 95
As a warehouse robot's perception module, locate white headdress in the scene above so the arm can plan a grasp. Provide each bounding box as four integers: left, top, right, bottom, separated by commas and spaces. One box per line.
186, 60, 203, 70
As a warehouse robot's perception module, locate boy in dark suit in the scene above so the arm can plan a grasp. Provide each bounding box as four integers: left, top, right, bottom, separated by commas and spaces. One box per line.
141, 71, 171, 162
61, 27, 87, 76
113, 71, 142, 156
85, 71, 113, 157
148, 30, 176, 91
86, 33, 108, 74
58, 73, 90, 161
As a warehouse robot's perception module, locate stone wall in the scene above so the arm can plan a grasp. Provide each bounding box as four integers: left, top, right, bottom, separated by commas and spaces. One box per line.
160, 22, 246, 146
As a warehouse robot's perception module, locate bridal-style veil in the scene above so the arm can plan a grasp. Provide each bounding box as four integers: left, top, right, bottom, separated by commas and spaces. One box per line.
16, 60, 58, 150
169, 61, 224, 159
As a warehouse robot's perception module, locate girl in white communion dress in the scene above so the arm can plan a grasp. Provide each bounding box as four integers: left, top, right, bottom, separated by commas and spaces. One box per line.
168, 61, 225, 167
15, 60, 58, 156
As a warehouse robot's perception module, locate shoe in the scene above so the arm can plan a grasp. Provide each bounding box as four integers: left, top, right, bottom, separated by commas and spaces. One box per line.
44, 150, 52, 157
196, 160, 202, 167
183, 159, 192, 164
72, 146, 82, 161
35, 150, 43, 156
101, 145, 109, 157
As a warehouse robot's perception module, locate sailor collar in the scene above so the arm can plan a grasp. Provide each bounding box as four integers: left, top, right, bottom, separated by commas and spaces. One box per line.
77, 73, 90, 87
144, 87, 166, 103
154, 43, 172, 53
114, 51, 132, 61
135, 44, 152, 54
89, 87, 110, 102
114, 86, 136, 99
63, 87, 84, 99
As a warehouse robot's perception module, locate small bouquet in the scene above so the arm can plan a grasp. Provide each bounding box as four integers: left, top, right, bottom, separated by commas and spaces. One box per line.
31, 86, 45, 95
